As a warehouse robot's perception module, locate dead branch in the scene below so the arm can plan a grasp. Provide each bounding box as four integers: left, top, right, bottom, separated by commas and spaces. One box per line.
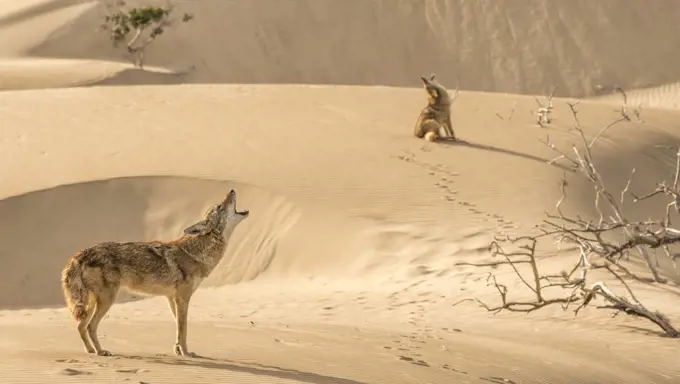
495, 101, 517, 121
578, 280, 678, 337
614, 87, 631, 122
463, 96, 680, 338
535, 87, 556, 127
467, 239, 583, 313
557, 95, 666, 283
634, 103, 643, 122
508, 102, 517, 121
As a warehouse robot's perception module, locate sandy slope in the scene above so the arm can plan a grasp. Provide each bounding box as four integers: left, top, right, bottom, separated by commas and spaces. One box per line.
592, 82, 680, 111
0, 58, 188, 90
2, 84, 680, 383
6, 0, 680, 97
1, 1, 680, 384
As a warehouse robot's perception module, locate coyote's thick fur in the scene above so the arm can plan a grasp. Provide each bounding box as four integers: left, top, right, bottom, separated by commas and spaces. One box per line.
414, 73, 456, 142
61, 189, 249, 357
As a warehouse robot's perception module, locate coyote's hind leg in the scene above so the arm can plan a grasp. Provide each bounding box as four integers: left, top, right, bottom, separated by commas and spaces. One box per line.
86, 289, 117, 356
77, 304, 96, 354
417, 119, 441, 141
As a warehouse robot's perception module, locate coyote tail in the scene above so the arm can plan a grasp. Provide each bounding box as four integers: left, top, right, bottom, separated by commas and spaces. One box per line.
61, 257, 88, 321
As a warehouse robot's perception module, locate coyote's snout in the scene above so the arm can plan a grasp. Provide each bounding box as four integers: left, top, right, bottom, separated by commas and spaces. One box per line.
414, 73, 456, 142
61, 189, 249, 357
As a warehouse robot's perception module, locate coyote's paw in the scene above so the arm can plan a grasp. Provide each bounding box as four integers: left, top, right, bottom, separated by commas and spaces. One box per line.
96, 350, 112, 356
174, 343, 198, 357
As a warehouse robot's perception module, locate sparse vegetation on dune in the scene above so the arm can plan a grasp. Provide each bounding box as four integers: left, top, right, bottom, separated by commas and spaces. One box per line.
100, 0, 193, 69
457, 90, 680, 338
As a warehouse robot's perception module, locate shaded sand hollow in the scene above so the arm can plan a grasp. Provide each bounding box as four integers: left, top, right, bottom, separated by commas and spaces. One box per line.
1, 1, 679, 383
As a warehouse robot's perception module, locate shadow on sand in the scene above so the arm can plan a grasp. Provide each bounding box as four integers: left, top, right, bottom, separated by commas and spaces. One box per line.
119, 354, 370, 384
437, 138, 573, 172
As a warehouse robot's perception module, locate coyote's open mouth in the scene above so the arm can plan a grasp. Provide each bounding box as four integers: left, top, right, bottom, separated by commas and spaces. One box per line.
226, 189, 249, 217
235, 203, 249, 216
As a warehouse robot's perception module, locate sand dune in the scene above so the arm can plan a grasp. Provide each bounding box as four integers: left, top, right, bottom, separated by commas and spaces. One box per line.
0, 0, 93, 55
1, 1, 680, 383
15, 0, 680, 97
2, 84, 679, 383
0, 58, 187, 90
593, 82, 680, 111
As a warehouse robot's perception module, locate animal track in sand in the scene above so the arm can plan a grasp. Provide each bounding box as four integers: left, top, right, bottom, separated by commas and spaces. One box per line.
238, 309, 259, 318
56, 358, 111, 373
398, 355, 430, 367
354, 297, 369, 307
442, 364, 469, 374
395, 151, 460, 179
55, 358, 83, 363
394, 334, 515, 382
59, 368, 93, 375
55, 354, 155, 378
480, 377, 518, 384
116, 368, 148, 373
395, 151, 518, 232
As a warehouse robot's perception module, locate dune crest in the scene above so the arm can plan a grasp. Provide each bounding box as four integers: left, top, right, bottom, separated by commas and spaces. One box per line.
0, 0, 674, 97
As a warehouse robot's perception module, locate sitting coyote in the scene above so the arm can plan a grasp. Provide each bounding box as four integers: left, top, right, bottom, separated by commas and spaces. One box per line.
414, 73, 456, 142
61, 189, 249, 357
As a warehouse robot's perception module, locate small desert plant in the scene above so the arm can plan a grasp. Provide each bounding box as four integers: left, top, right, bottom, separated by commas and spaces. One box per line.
101, 0, 193, 69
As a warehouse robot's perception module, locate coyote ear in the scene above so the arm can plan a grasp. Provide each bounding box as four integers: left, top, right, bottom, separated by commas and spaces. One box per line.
429, 73, 436, 81
183, 219, 212, 236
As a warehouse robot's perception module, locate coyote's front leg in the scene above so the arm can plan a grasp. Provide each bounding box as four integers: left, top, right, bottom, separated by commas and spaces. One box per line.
443, 116, 456, 140
171, 290, 198, 357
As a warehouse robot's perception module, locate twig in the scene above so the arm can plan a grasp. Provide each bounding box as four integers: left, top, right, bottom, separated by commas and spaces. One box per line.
495, 101, 517, 121
535, 88, 556, 127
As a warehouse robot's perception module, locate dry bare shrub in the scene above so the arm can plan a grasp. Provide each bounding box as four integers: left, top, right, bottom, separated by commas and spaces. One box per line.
457, 90, 679, 338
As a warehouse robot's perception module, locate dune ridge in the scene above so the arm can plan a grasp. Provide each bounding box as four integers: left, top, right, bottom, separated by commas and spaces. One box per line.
1, 1, 679, 383
3, 0, 677, 98
0, 58, 188, 90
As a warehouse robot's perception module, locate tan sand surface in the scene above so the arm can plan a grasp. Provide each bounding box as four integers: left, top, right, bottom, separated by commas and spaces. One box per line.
592, 82, 680, 111
8, 0, 680, 97
1, 1, 679, 383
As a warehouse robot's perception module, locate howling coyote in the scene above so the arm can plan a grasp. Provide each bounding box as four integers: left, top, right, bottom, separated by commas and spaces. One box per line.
414, 73, 456, 142
61, 189, 249, 357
